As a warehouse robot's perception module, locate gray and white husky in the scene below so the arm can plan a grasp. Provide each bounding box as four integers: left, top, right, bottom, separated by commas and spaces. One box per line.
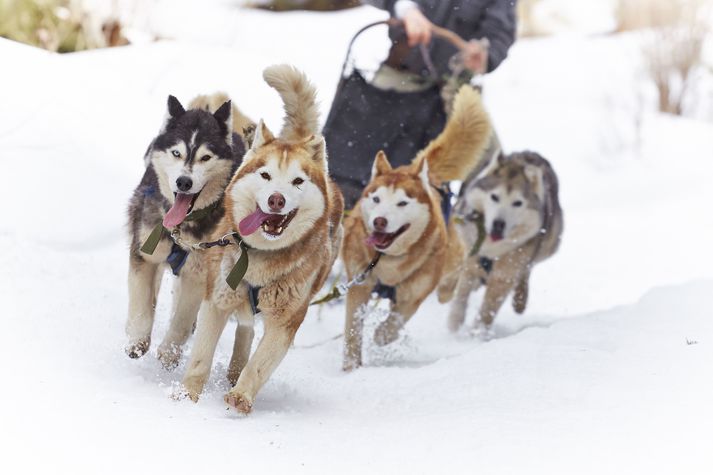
125, 93, 252, 368
448, 151, 563, 332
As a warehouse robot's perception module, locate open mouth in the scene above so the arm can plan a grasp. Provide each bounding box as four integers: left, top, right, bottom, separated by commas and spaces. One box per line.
163, 191, 201, 228
365, 224, 410, 250
489, 231, 504, 242
261, 209, 297, 237
238, 206, 298, 238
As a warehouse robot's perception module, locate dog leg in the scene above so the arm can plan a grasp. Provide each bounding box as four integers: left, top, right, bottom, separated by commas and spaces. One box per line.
227, 301, 255, 385
479, 276, 515, 326
180, 301, 231, 402
374, 271, 434, 346
438, 224, 465, 303
125, 257, 161, 358
512, 271, 530, 314
224, 315, 301, 414
157, 270, 204, 370
448, 261, 481, 332
343, 283, 372, 371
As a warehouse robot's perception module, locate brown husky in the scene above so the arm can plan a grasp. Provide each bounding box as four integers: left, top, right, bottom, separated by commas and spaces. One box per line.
179, 65, 344, 413
341, 86, 492, 371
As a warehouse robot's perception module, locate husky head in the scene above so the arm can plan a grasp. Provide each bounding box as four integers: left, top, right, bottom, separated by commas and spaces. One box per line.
464, 153, 545, 249
226, 65, 329, 250
149, 95, 235, 228
359, 151, 435, 256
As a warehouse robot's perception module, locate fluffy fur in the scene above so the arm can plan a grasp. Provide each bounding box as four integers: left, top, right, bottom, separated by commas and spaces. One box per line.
125, 93, 250, 366
179, 65, 344, 414
341, 86, 491, 371
189, 92, 255, 141
448, 151, 564, 331
262, 64, 320, 142
416, 85, 492, 182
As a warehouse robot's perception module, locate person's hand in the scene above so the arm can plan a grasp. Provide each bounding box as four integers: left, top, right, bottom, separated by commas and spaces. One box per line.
402, 8, 433, 47
462, 39, 489, 74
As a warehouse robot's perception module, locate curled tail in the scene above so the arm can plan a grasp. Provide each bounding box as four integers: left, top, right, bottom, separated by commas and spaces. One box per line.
188, 92, 255, 139
418, 86, 492, 182
263, 64, 319, 141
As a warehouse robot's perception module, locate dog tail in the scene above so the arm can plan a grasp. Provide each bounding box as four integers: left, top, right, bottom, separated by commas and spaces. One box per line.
188, 92, 255, 139
263, 64, 319, 142
418, 86, 492, 182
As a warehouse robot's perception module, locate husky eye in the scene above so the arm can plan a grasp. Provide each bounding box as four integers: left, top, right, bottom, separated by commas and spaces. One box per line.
372, 196, 380, 204
171, 150, 181, 158
513, 200, 523, 208
490, 193, 499, 203
200, 154, 211, 162
292, 177, 304, 186
260, 172, 271, 181
397, 201, 408, 207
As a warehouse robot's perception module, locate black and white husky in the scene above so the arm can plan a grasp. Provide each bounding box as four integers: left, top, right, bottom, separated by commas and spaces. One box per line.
125, 93, 252, 368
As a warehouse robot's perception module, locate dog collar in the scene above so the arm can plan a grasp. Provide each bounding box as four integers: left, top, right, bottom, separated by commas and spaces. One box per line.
140, 200, 221, 255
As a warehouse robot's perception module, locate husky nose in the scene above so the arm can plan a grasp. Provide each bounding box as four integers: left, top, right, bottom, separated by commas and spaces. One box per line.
176, 176, 193, 192
268, 192, 286, 212
373, 217, 388, 232
491, 219, 506, 239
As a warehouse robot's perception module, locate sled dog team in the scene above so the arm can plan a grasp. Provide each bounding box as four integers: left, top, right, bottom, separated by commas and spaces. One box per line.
126, 65, 563, 414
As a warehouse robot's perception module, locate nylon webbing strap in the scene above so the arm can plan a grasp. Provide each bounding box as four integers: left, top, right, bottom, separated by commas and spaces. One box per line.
140, 223, 164, 255
226, 241, 249, 290
469, 214, 487, 257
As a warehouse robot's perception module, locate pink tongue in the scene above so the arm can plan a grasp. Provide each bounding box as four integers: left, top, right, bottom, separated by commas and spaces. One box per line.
163, 193, 194, 228
239, 208, 272, 236
365, 233, 388, 248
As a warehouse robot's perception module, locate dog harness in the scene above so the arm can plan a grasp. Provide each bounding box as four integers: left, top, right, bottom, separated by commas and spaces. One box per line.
140, 200, 221, 257
372, 282, 397, 303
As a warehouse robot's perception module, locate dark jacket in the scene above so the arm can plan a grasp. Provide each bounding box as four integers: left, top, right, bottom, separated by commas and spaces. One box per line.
366, 0, 517, 75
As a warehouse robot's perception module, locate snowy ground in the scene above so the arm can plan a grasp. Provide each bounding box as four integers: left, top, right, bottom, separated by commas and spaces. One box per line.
1, 4, 712, 474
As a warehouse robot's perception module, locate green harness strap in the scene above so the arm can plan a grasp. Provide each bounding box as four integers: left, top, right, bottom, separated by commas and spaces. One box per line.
140, 223, 165, 255
140, 201, 220, 255
453, 213, 487, 257
226, 240, 249, 290
469, 214, 487, 257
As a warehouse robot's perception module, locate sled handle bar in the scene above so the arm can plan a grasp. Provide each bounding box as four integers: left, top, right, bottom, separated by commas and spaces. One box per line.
338, 18, 469, 79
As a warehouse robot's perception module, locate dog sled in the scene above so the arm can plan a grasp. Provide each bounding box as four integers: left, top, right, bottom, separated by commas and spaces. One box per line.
323, 19, 483, 209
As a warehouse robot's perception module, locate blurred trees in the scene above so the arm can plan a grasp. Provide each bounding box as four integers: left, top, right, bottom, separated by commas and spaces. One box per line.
618, 0, 709, 115
0, 0, 128, 52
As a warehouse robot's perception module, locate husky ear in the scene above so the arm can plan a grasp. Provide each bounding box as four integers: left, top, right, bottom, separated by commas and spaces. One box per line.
524, 165, 545, 200
305, 135, 328, 171
251, 120, 275, 150
167, 95, 186, 118
414, 155, 431, 193
371, 150, 392, 180
213, 100, 233, 146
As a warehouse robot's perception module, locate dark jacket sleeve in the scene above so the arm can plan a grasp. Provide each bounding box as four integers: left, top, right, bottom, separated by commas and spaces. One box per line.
474, 0, 517, 72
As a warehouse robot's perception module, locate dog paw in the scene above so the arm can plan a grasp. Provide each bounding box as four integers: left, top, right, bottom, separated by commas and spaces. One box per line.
125, 338, 150, 359
342, 357, 361, 372
373, 323, 400, 347
157, 344, 182, 371
224, 391, 253, 414
176, 377, 205, 402
471, 324, 494, 341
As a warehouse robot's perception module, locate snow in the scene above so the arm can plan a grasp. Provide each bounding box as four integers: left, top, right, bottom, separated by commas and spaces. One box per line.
1, 4, 712, 474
